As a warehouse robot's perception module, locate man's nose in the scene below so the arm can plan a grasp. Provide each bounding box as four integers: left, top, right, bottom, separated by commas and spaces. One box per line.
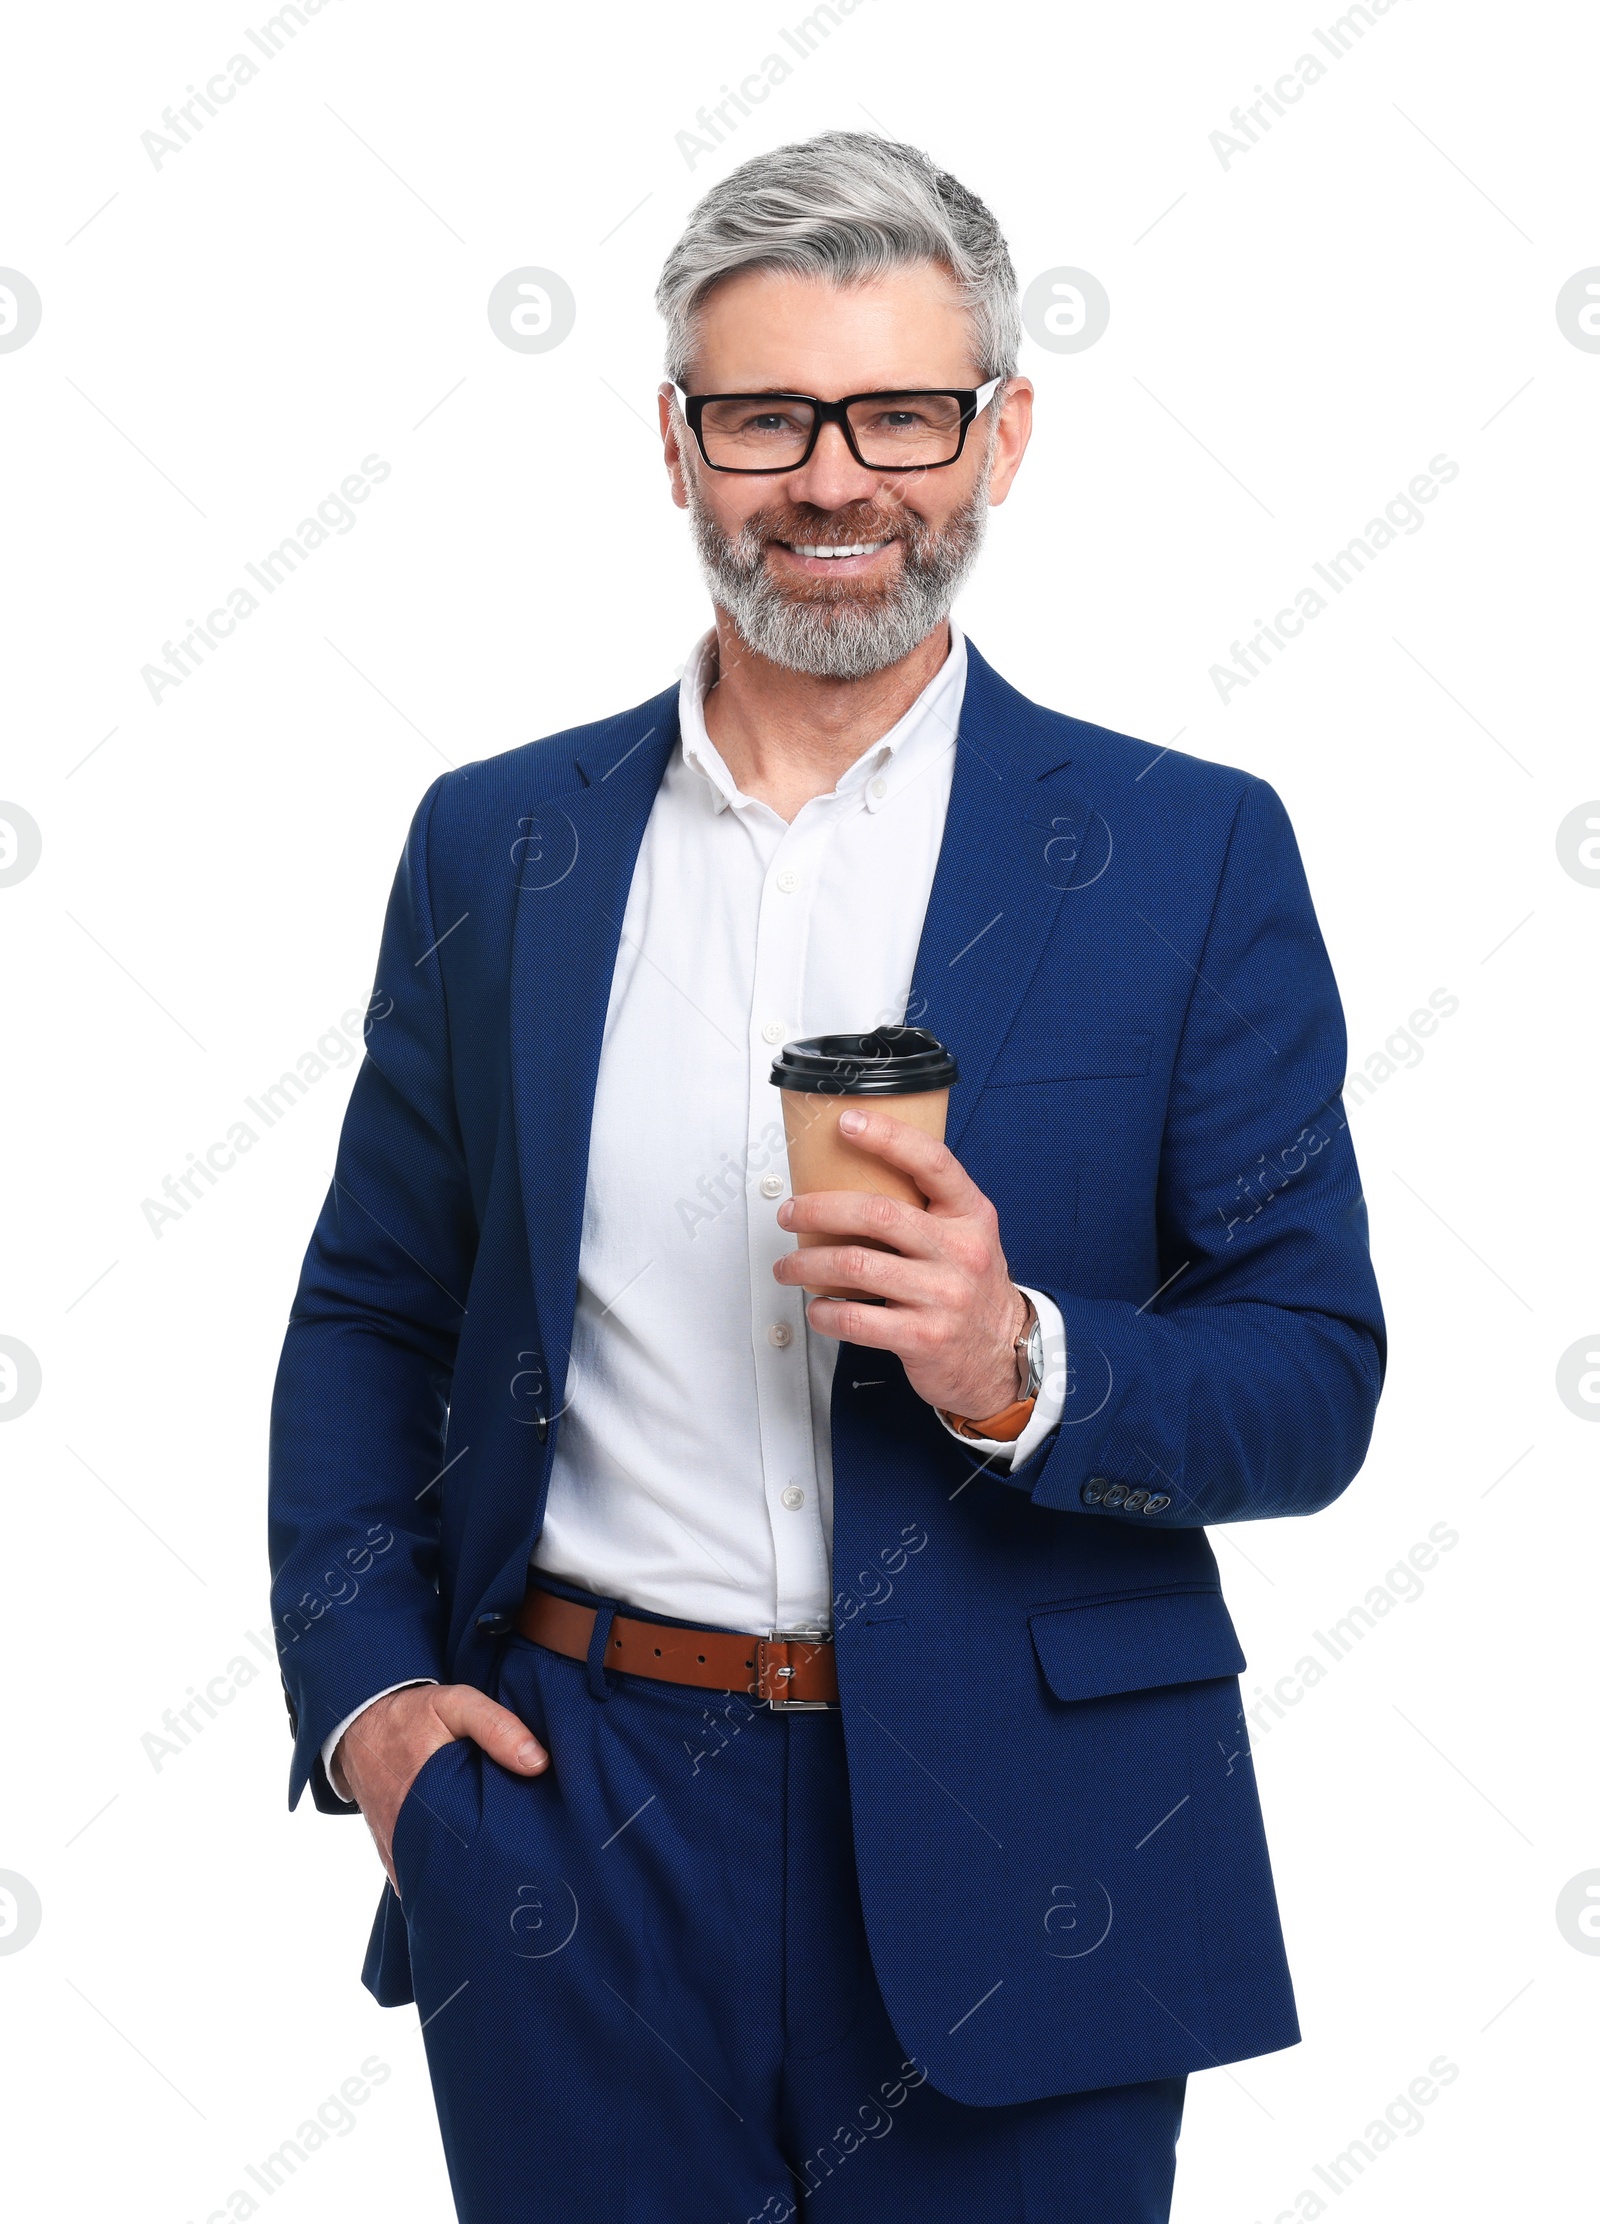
781, 418, 885, 515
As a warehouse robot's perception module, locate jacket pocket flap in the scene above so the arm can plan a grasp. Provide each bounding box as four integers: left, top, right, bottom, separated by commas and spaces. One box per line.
1028, 1585, 1246, 1704
988, 1030, 1154, 1085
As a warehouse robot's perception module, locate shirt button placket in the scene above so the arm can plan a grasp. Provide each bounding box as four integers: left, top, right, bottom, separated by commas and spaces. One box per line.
751, 812, 826, 1628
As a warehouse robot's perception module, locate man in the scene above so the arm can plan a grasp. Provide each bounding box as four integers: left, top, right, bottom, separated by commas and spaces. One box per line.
269, 131, 1385, 2223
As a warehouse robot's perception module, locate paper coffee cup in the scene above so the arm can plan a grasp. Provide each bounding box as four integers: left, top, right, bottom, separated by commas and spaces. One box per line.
770, 1028, 960, 1301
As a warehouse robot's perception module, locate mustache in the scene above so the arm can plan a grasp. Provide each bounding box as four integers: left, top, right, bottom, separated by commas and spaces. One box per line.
751, 505, 902, 543
727, 500, 947, 569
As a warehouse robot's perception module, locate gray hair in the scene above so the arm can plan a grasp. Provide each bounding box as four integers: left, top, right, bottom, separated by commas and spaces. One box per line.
656, 130, 1020, 385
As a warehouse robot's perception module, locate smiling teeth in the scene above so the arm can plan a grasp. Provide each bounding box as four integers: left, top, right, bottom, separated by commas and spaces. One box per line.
788, 540, 890, 558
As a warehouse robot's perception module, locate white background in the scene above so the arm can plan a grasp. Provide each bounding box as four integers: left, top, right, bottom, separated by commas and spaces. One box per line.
1, 1, 1594, 2217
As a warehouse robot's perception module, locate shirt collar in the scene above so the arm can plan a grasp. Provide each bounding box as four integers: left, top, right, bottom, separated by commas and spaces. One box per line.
676, 623, 967, 816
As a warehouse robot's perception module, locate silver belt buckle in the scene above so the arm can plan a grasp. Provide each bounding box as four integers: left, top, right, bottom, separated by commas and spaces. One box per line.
761, 1629, 838, 1711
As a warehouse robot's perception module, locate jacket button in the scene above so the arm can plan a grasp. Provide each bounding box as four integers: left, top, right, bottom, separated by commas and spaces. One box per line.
1103, 1484, 1129, 1507
476, 1610, 513, 1636
1080, 1479, 1105, 1505
1143, 1493, 1171, 1513
1123, 1489, 1149, 1511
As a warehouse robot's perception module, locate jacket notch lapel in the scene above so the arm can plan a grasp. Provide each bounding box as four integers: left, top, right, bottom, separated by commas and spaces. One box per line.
508, 700, 677, 1418
907, 646, 1091, 1152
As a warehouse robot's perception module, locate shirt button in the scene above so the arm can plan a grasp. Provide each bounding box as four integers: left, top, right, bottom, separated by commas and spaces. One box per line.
870, 776, 888, 799
780, 1484, 806, 1510
767, 1322, 794, 1347
759, 1173, 785, 1199
775, 868, 801, 893
761, 1021, 784, 1044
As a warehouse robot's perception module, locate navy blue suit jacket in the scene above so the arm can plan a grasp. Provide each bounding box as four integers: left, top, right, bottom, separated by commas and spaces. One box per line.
268, 641, 1385, 2104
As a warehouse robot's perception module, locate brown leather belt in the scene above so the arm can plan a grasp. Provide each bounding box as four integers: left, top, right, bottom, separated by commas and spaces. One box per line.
517, 1584, 839, 1709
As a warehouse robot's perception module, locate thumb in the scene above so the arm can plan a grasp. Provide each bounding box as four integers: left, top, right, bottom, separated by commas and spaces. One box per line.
433, 1684, 548, 1774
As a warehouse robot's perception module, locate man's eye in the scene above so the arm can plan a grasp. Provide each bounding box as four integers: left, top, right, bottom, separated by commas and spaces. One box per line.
861, 410, 932, 436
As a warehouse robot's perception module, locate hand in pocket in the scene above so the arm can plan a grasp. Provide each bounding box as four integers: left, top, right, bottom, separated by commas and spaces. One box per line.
333, 1684, 549, 1891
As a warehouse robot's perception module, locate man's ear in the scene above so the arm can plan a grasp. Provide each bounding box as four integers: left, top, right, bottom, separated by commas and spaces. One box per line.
659, 386, 691, 512
986, 376, 1035, 508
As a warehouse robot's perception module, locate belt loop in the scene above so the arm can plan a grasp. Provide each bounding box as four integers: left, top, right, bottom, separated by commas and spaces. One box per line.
585, 1602, 617, 1703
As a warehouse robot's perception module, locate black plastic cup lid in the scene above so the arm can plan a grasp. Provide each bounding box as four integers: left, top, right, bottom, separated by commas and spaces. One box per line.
770, 1026, 959, 1097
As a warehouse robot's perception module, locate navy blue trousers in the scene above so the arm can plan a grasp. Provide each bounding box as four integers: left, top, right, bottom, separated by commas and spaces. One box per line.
391, 1579, 1186, 2223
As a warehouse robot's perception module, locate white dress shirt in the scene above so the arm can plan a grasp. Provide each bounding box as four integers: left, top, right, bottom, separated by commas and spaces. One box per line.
322, 624, 1065, 1780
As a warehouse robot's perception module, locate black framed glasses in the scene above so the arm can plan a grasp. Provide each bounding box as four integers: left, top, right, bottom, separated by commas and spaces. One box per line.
672, 379, 1004, 474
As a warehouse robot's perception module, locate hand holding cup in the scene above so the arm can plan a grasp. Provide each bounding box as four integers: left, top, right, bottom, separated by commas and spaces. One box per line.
769, 1029, 1031, 1421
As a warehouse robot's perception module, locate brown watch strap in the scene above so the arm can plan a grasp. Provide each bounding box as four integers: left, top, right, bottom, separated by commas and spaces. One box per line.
939, 1394, 1037, 1444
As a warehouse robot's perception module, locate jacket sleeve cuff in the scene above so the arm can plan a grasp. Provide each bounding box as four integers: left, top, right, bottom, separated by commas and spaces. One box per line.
995, 1286, 1185, 1513
281, 1606, 448, 1813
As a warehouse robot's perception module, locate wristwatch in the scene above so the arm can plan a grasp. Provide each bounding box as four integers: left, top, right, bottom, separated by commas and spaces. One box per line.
940, 1290, 1042, 1444
1016, 1293, 1045, 1400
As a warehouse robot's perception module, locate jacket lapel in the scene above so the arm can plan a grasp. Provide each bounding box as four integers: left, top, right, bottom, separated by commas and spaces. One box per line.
907, 641, 1093, 1152
508, 692, 678, 1420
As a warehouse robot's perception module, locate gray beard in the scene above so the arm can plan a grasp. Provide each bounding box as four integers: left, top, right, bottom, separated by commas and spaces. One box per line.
684, 450, 993, 681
